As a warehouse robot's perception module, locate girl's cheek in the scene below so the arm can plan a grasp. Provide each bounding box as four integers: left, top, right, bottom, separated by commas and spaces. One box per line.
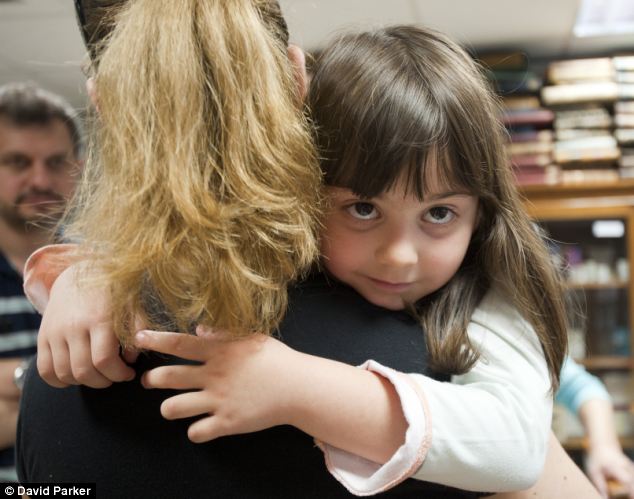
428, 237, 470, 273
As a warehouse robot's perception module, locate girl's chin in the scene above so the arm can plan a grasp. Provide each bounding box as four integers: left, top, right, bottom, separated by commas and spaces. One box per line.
360, 292, 407, 311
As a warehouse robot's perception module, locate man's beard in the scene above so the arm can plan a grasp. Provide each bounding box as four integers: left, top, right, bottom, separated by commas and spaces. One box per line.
0, 190, 65, 233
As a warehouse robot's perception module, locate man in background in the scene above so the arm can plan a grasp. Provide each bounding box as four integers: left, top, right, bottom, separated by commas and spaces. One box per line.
0, 82, 81, 480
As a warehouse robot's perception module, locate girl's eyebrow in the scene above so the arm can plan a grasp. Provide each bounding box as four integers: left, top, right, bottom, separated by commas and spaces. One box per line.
424, 191, 471, 201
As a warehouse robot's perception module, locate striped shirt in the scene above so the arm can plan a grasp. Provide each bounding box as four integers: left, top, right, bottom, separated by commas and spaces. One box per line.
0, 251, 39, 480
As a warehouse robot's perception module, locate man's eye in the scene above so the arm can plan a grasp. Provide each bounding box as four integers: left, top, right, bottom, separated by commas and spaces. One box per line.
47, 157, 69, 171
424, 206, 455, 224
1, 156, 30, 171
346, 202, 378, 220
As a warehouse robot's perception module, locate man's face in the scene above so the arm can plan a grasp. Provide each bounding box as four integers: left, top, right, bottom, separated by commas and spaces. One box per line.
0, 118, 79, 231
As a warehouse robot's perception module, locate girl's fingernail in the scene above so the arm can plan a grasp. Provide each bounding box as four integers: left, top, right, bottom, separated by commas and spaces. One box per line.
135, 330, 148, 342
196, 325, 213, 337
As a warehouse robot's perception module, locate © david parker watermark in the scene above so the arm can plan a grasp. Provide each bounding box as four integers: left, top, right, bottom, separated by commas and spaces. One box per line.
2, 484, 96, 497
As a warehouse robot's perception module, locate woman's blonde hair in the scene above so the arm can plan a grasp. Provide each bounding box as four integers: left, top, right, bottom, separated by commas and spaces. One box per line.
309, 26, 567, 389
65, 0, 322, 341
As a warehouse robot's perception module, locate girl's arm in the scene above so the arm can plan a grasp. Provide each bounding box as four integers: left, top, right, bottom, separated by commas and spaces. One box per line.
491, 433, 601, 499
24, 245, 136, 388
136, 329, 411, 467
138, 289, 550, 496
396, 289, 552, 491
272, 288, 550, 494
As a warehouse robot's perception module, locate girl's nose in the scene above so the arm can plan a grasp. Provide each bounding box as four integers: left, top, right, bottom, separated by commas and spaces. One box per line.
376, 234, 419, 267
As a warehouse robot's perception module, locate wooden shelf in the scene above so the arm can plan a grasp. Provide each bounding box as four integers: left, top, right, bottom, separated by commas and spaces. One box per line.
577, 356, 632, 370
520, 178, 634, 199
563, 435, 634, 450
566, 280, 629, 290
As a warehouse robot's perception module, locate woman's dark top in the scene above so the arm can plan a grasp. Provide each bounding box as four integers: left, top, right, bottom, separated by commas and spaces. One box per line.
16, 273, 484, 498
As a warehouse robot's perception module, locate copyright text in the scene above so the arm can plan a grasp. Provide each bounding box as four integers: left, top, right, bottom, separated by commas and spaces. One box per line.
2, 484, 96, 498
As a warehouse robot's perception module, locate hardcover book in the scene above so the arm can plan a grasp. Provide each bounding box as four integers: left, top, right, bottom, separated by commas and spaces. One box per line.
547, 57, 614, 83
541, 82, 619, 105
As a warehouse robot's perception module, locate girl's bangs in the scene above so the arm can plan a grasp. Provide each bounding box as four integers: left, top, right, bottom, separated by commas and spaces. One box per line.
326, 140, 474, 201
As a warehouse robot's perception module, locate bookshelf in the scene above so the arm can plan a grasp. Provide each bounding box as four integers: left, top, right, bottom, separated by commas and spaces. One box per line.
578, 355, 632, 371
567, 281, 628, 290
486, 49, 634, 498
520, 178, 634, 198
563, 436, 634, 451
521, 181, 634, 451
521, 177, 634, 198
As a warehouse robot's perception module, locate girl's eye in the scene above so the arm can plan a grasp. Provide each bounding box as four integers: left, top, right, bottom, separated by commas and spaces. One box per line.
424, 206, 455, 224
346, 202, 378, 220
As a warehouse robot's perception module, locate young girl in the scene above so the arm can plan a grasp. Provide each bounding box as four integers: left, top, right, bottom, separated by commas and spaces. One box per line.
22, 4, 572, 497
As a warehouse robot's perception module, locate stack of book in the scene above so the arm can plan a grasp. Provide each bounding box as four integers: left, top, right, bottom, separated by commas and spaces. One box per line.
541, 57, 621, 183
503, 96, 558, 185
542, 57, 618, 105
479, 52, 543, 95
614, 56, 634, 178
478, 53, 558, 185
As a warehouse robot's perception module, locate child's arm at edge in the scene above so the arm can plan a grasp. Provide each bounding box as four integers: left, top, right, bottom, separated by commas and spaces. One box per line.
24, 244, 136, 388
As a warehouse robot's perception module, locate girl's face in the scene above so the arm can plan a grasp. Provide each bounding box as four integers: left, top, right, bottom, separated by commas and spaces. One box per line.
320, 175, 478, 311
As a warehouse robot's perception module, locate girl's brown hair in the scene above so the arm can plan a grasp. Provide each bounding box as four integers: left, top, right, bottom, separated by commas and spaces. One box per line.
65, 0, 322, 341
308, 26, 567, 389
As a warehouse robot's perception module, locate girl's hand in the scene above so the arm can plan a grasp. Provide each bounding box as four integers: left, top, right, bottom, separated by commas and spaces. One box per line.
37, 265, 137, 389
136, 327, 298, 443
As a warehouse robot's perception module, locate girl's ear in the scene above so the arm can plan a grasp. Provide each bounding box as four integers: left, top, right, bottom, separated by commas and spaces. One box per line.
287, 44, 308, 103
85, 77, 100, 112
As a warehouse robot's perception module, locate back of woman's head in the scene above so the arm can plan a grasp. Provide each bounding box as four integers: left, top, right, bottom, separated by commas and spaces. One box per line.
309, 26, 566, 389
68, 0, 322, 341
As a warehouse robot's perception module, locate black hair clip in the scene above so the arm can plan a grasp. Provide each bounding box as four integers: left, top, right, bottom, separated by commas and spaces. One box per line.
74, 0, 91, 52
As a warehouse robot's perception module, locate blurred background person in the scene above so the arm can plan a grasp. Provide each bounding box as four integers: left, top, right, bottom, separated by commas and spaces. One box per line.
0, 82, 81, 481
558, 356, 634, 498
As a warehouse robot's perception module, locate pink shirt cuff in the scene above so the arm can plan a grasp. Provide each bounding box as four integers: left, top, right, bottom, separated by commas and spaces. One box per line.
23, 243, 77, 313
317, 360, 432, 496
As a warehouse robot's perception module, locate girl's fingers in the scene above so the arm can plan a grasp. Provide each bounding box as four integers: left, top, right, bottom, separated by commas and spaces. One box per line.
122, 314, 145, 364
121, 346, 140, 365
187, 416, 224, 443
134, 330, 210, 362
36, 339, 68, 388
49, 339, 79, 386
195, 325, 228, 339
90, 323, 135, 383
141, 365, 203, 391
160, 391, 214, 421
67, 333, 112, 388
195, 325, 213, 337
